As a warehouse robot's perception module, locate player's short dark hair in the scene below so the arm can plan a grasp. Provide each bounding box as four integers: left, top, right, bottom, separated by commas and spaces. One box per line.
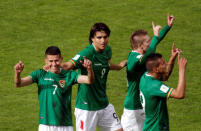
45, 46, 61, 57
89, 23, 111, 44
146, 53, 162, 72
130, 30, 148, 49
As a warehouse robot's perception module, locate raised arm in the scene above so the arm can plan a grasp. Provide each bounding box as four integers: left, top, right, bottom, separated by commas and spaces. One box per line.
141, 14, 175, 64
109, 60, 127, 70
162, 43, 181, 81
158, 14, 175, 41
77, 57, 94, 84
170, 54, 187, 99
140, 22, 161, 63
14, 61, 33, 87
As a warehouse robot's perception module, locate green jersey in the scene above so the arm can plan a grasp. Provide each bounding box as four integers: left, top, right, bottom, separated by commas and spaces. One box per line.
124, 25, 171, 110
71, 44, 112, 111
30, 69, 79, 126
140, 73, 173, 131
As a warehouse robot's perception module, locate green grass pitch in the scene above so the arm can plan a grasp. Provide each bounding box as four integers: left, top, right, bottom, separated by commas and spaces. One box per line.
0, 0, 201, 130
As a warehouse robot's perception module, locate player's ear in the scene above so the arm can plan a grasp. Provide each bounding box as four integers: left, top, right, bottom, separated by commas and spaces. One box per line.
44, 57, 48, 64
91, 37, 95, 42
153, 66, 158, 73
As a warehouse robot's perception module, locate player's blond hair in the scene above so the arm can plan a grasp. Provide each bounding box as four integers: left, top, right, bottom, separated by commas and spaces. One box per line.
130, 30, 148, 50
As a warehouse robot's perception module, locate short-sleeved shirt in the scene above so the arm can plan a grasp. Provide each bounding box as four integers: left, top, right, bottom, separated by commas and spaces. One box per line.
70, 44, 112, 111
124, 36, 159, 110
139, 73, 173, 131
30, 69, 79, 126
124, 51, 146, 110
124, 25, 171, 110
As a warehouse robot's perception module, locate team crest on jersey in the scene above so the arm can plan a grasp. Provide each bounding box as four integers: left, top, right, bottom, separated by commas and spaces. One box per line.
59, 80, 65, 88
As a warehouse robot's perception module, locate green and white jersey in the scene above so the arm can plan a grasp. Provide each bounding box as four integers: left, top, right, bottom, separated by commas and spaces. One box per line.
30, 69, 79, 126
71, 44, 112, 111
139, 73, 174, 131
124, 25, 171, 110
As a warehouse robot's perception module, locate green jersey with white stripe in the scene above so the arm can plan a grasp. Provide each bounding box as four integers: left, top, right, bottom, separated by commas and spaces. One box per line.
71, 44, 112, 110
30, 69, 78, 126
124, 25, 171, 110
140, 73, 173, 131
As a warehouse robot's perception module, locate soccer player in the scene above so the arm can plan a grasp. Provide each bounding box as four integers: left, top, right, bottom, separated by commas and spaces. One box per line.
14, 46, 94, 131
121, 14, 175, 131
61, 23, 126, 131
140, 52, 187, 131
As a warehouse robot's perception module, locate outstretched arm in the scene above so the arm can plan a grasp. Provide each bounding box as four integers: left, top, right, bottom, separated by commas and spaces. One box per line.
170, 54, 187, 99
162, 43, 181, 81
158, 14, 175, 41
14, 61, 33, 87
140, 14, 175, 64
140, 22, 161, 63
77, 57, 94, 84
109, 60, 127, 70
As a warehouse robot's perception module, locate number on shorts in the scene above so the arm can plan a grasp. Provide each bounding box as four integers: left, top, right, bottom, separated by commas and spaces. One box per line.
113, 113, 119, 122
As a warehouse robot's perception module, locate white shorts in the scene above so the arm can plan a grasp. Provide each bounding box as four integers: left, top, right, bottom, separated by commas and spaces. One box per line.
38, 124, 74, 131
121, 108, 145, 131
74, 104, 122, 131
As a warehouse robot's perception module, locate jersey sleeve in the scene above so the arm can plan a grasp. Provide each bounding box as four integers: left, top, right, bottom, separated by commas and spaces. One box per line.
140, 36, 159, 64
71, 47, 92, 69
29, 70, 42, 83
127, 53, 142, 72
151, 82, 173, 99
69, 71, 80, 84
140, 25, 171, 64
158, 24, 171, 42
107, 46, 112, 61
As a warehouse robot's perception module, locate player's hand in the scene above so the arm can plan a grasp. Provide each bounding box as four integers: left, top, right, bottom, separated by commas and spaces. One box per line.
81, 56, 92, 70
178, 54, 187, 71
14, 61, 24, 74
168, 13, 175, 27
120, 60, 127, 68
152, 21, 162, 37
171, 42, 182, 58
43, 64, 50, 72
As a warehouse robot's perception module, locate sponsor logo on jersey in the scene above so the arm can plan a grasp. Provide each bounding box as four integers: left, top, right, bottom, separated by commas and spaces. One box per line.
59, 80, 65, 88
94, 63, 102, 66
44, 78, 54, 81
160, 84, 169, 93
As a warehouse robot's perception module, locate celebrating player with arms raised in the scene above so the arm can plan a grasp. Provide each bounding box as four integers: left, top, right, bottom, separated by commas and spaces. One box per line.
140, 50, 187, 131
121, 14, 175, 131
14, 46, 94, 131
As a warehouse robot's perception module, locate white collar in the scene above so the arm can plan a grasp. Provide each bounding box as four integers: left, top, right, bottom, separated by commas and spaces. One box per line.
132, 50, 138, 53
146, 73, 153, 77
92, 43, 98, 51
